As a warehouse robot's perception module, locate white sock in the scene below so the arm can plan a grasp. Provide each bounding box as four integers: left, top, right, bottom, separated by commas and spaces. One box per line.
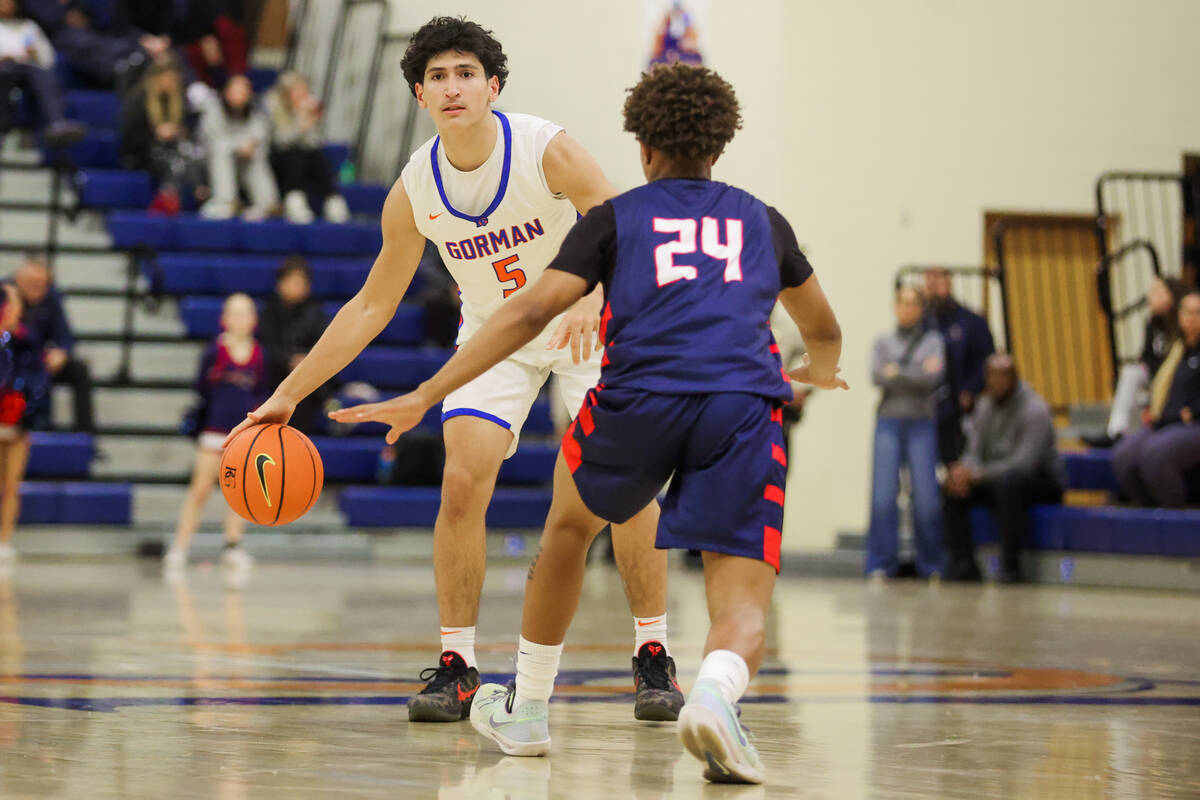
634, 615, 670, 655
440, 626, 476, 668
514, 635, 563, 706
695, 649, 750, 706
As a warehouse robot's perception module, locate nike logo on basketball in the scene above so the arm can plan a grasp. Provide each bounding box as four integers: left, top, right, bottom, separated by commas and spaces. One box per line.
429, 212, 443, 220
254, 453, 275, 507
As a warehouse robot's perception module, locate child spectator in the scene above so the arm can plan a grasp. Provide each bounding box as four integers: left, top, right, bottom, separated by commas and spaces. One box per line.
866, 287, 945, 579
165, 293, 266, 573
266, 71, 349, 224
257, 256, 330, 433
0, 283, 49, 566
198, 74, 278, 221
0, 0, 86, 146
120, 57, 208, 215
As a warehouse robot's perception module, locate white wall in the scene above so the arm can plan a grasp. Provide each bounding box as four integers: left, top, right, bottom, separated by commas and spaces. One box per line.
388, 0, 1200, 552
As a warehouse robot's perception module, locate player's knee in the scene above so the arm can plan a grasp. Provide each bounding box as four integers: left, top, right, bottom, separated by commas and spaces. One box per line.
439, 464, 493, 519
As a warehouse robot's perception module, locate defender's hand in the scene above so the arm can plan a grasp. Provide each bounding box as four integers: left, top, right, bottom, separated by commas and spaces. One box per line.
223, 394, 297, 449
546, 291, 603, 364
327, 391, 432, 445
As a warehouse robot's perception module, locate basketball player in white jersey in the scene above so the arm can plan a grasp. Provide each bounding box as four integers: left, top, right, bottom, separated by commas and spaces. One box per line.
224, 17, 683, 723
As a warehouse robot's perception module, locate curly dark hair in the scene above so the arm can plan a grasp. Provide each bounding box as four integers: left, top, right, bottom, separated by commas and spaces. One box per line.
400, 17, 509, 98
623, 63, 742, 163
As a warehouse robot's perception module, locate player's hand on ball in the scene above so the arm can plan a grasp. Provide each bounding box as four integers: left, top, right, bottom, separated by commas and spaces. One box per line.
223, 394, 297, 449
547, 292, 603, 364
789, 358, 849, 391
327, 392, 430, 444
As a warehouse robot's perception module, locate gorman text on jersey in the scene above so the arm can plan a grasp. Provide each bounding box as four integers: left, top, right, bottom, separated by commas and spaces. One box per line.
444, 218, 545, 260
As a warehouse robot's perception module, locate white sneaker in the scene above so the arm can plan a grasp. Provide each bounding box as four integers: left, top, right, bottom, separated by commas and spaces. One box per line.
323, 194, 350, 223
678, 678, 765, 784
221, 545, 255, 572
470, 683, 551, 756
241, 206, 270, 223
199, 199, 234, 219
284, 190, 315, 224
0, 542, 15, 565
163, 547, 186, 571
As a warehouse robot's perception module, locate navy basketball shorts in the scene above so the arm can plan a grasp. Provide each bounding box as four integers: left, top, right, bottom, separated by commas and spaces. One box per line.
562, 387, 788, 571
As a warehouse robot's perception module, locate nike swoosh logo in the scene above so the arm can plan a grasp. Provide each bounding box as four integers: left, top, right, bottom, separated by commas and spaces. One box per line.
429, 212, 443, 220
637, 619, 663, 627
254, 452, 276, 507
457, 684, 478, 703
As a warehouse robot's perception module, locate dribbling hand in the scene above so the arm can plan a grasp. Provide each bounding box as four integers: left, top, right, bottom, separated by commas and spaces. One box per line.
327, 392, 432, 444
223, 394, 297, 449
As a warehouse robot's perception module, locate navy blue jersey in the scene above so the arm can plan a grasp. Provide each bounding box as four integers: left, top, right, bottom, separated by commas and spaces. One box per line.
547, 179, 812, 401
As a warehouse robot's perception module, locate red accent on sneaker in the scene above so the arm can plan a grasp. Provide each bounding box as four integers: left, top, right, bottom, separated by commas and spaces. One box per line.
647, 643, 663, 656
442, 653, 456, 666
457, 683, 478, 702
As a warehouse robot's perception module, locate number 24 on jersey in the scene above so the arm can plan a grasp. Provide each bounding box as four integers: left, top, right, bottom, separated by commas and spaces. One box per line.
653, 217, 743, 287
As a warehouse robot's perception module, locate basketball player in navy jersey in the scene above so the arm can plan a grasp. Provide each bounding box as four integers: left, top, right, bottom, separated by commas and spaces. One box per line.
226, 17, 681, 724
332, 63, 846, 784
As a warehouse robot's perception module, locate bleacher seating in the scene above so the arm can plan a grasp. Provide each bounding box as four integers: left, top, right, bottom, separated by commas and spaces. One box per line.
108, 213, 384, 255
340, 486, 553, 528
19, 482, 132, 525
970, 505, 1200, 558
25, 432, 96, 479
314, 437, 556, 484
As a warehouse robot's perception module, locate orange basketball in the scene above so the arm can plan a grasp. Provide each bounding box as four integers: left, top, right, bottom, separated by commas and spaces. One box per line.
220, 423, 324, 526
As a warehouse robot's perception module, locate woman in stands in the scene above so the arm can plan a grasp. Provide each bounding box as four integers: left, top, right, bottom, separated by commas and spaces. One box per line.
1088, 276, 1190, 447
266, 72, 350, 224
120, 57, 209, 216
198, 74, 279, 221
1112, 290, 1200, 508
0, 284, 49, 566
165, 293, 267, 574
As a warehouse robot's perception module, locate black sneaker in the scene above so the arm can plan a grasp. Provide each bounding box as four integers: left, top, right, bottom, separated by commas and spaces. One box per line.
633, 641, 684, 721
408, 650, 480, 722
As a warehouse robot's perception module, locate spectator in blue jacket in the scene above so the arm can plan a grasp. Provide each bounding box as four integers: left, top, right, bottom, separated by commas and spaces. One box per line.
23, 0, 171, 90
923, 268, 996, 465
9, 255, 93, 433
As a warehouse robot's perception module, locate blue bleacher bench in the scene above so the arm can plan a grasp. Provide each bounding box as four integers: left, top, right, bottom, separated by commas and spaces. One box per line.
970, 505, 1200, 558
340, 486, 552, 528
153, 254, 388, 299
64, 90, 120, 130
19, 482, 132, 525
337, 347, 451, 389
313, 438, 556, 484
109, 213, 381, 256
75, 169, 153, 209
25, 432, 95, 479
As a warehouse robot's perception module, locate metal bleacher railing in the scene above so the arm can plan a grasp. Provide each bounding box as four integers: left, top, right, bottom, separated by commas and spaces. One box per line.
1094, 171, 1200, 369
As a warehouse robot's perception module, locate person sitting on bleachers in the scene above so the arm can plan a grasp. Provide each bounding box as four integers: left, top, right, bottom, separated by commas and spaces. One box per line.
1112, 290, 1200, 508
119, 56, 208, 215
169, 0, 247, 90
8, 254, 92, 434
0, 0, 86, 146
266, 71, 349, 224
0, 282, 49, 566
257, 256, 330, 433
23, 0, 171, 91
1085, 276, 1190, 448
942, 354, 1064, 583
197, 73, 277, 221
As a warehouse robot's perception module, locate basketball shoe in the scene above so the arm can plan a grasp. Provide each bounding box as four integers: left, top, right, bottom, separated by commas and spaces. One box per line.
469, 682, 550, 756
408, 651, 480, 722
677, 678, 764, 784
632, 641, 684, 721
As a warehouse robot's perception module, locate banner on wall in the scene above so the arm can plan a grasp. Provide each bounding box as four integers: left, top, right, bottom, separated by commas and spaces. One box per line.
643, 0, 708, 68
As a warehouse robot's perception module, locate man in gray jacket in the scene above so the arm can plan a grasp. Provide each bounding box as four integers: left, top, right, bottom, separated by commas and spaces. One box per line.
943, 354, 1065, 582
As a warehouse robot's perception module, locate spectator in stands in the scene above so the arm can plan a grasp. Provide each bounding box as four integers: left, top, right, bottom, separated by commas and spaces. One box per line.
0, 283, 48, 565
119, 56, 208, 215
198, 73, 277, 221
866, 287, 945, 579
165, 292, 265, 573
171, 0, 247, 89
923, 269, 995, 466
23, 0, 172, 91
9, 255, 92, 434
0, 0, 86, 146
1112, 290, 1200, 508
257, 256, 330, 433
1085, 276, 1190, 448
266, 71, 349, 224
942, 354, 1065, 583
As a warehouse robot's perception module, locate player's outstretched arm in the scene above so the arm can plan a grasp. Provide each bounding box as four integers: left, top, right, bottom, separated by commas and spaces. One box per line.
540, 132, 616, 363
222, 182, 426, 446
779, 276, 848, 391
329, 270, 590, 444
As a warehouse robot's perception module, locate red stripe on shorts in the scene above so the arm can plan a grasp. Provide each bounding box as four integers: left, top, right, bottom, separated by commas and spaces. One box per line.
578, 404, 595, 436
764, 485, 785, 505
769, 343, 780, 354
771, 407, 783, 425
763, 526, 781, 571
771, 444, 787, 467
562, 420, 582, 473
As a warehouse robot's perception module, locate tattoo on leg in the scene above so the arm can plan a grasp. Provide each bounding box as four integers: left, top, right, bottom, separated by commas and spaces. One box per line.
527, 546, 543, 581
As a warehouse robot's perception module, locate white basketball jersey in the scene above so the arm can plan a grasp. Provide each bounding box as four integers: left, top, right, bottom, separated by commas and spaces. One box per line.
401, 111, 579, 354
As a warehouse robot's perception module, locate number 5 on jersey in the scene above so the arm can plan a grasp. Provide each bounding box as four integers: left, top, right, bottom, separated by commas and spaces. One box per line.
653, 217, 743, 287
492, 254, 527, 298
